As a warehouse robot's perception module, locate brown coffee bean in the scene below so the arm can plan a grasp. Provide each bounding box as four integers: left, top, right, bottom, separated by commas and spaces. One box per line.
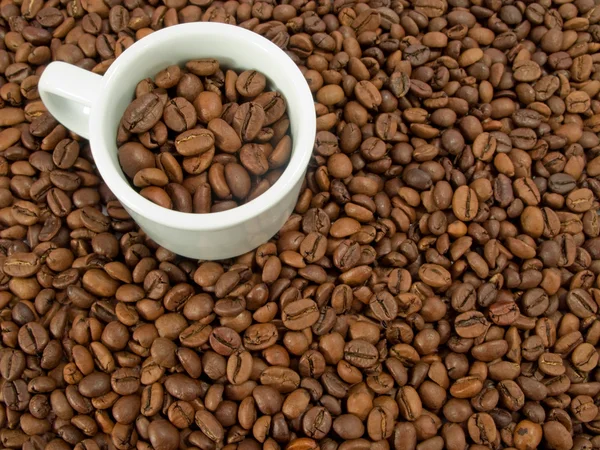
140, 186, 172, 209
397, 386, 422, 421
513, 420, 543, 450
53, 139, 80, 169
148, 419, 179, 450
344, 339, 378, 369
302, 406, 332, 439
226, 350, 252, 385
186, 58, 219, 76
236, 70, 266, 97
194, 410, 224, 443
260, 366, 300, 393
282, 299, 319, 330
269, 135, 292, 169
121, 92, 164, 133
240, 144, 269, 176
163, 97, 197, 133
369, 290, 398, 322
4, 252, 40, 277
155, 65, 181, 89
208, 118, 242, 153
316, 85, 344, 106
233, 102, 266, 142
566, 289, 598, 318
543, 421, 573, 450
133, 168, 169, 188
224, 163, 251, 200
467, 413, 497, 446
0, 350, 26, 381
418, 264, 451, 289
452, 186, 479, 221
174, 128, 214, 157
194, 91, 222, 124
472, 133, 496, 161
118, 142, 156, 179
454, 311, 489, 338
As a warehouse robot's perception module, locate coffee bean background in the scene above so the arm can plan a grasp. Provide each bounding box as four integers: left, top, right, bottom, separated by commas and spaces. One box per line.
1, 1, 600, 450
117, 62, 291, 213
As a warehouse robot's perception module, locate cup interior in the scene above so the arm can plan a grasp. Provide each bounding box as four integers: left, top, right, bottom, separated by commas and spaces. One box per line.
90, 23, 315, 230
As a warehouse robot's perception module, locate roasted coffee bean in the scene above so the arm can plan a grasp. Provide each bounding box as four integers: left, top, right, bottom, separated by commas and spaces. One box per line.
174, 128, 214, 157
121, 92, 164, 133
148, 419, 179, 450
0, 349, 26, 381
343, 339, 378, 369
282, 299, 319, 330
232, 102, 266, 142
302, 406, 332, 439
194, 410, 224, 443
236, 70, 266, 98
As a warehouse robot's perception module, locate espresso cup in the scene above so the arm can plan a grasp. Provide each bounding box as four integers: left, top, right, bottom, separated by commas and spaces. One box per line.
39, 23, 315, 260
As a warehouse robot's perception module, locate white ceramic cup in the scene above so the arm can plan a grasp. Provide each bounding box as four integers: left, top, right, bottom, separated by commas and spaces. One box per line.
38, 23, 315, 260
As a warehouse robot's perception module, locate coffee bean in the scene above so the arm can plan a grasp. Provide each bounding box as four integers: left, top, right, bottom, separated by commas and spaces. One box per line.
163, 97, 197, 133
302, 406, 332, 439
282, 299, 319, 330
366, 406, 393, 441
543, 421, 573, 450
369, 290, 398, 322
3, 252, 40, 277
147, 419, 179, 450
236, 70, 266, 97
418, 263, 451, 289
454, 311, 489, 338
260, 366, 301, 393
232, 101, 266, 142
452, 186, 478, 221
397, 386, 422, 421
208, 118, 242, 153
3, 379, 31, 411
225, 350, 252, 385
472, 132, 496, 161
566, 288, 598, 318
78, 372, 111, 398
343, 339, 378, 369
53, 139, 80, 169
0, 349, 26, 383
186, 59, 219, 76
467, 413, 497, 446
194, 410, 224, 443
118, 142, 156, 179
404, 44, 430, 66
172, 128, 213, 157
121, 92, 164, 133
514, 420, 543, 450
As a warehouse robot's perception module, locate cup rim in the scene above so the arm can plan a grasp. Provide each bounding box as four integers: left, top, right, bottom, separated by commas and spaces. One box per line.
89, 23, 315, 231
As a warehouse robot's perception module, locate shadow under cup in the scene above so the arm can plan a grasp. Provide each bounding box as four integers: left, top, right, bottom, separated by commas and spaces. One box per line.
90, 23, 313, 259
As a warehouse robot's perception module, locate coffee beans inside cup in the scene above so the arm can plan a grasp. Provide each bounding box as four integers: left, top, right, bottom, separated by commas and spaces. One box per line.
116, 60, 291, 213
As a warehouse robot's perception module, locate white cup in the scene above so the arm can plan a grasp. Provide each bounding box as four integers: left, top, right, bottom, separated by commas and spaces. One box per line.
38, 23, 315, 260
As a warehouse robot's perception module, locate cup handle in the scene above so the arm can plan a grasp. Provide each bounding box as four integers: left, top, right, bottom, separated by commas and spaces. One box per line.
38, 62, 103, 140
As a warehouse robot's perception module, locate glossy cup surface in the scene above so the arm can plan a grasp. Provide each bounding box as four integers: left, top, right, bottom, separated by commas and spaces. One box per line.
39, 23, 315, 259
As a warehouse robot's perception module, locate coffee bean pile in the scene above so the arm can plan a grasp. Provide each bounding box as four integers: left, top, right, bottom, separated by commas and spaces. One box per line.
1, 0, 600, 450
117, 62, 291, 213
